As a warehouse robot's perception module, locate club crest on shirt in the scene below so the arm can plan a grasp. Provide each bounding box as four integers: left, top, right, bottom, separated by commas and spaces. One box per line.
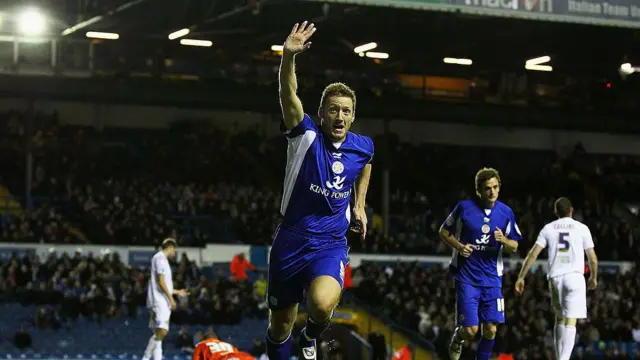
332, 161, 344, 175
481, 224, 490, 234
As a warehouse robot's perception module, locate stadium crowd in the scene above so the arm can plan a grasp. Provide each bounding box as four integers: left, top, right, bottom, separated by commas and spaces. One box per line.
0, 250, 265, 328
2, 109, 640, 263
353, 261, 640, 359
2, 108, 640, 359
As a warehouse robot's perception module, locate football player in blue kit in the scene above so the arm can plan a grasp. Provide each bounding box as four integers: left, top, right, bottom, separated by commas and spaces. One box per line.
439, 168, 522, 360
266, 21, 374, 360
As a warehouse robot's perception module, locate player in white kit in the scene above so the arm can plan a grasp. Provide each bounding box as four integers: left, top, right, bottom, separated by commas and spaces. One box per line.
141, 238, 189, 360
515, 197, 599, 360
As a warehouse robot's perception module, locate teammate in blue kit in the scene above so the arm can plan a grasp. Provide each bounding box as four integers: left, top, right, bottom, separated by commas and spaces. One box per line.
266, 21, 374, 360
439, 168, 522, 360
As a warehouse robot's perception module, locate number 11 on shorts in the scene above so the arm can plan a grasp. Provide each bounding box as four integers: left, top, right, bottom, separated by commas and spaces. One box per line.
496, 298, 505, 312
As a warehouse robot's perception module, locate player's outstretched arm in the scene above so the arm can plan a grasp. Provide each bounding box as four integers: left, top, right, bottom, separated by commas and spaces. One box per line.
279, 21, 316, 130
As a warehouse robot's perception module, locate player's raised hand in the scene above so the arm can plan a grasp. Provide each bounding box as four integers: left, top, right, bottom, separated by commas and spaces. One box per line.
283, 21, 316, 56
494, 227, 506, 243
460, 243, 474, 257
587, 277, 598, 290
515, 279, 525, 295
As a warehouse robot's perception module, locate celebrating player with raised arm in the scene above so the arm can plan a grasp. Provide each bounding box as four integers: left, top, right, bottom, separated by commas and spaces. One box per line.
515, 197, 599, 360
439, 168, 522, 360
141, 238, 189, 360
266, 21, 374, 360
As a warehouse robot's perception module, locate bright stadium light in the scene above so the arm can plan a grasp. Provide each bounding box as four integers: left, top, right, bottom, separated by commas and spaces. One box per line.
525, 64, 553, 72
180, 39, 212, 47
18, 8, 46, 35
620, 63, 635, 74
168, 28, 189, 40
353, 42, 377, 53
526, 55, 551, 65
366, 52, 389, 59
443, 57, 473, 66
86, 31, 119, 40
271, 45, 283, 51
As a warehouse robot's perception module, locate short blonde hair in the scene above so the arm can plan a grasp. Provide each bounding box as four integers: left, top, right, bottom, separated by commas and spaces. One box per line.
320, 82, 356, 111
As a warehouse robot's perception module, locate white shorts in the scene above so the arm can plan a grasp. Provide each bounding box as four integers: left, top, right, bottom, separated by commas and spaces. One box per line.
549, 272, 587, 319
148, 304, 171, 331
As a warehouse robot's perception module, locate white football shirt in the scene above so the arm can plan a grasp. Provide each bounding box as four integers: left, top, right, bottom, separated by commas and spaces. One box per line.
147, 251, 173, 308
536, 217, 595, 279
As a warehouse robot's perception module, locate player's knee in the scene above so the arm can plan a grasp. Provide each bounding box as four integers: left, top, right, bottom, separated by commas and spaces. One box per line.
308, 276, 341, 321
268, 306, 297, 341
481, 323, 498, 339
308, 295, 338, 321
461, 326, 479, 339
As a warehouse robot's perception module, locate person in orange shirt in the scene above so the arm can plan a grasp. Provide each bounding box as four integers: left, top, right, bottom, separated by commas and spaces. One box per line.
392, 344, 412, 360
229, 253, 256, 281
343, 262, 353, 290
193, 330, 256, 360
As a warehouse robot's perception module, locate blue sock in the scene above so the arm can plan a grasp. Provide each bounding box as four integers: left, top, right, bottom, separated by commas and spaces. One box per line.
267, 330, 292, 360
475, 337, 495, 360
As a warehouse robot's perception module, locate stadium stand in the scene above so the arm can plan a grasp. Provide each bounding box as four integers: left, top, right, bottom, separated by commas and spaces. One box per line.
2, 106, 640, 360
0, 250, 269, 358
353, 262, 640, 360
3, 109, 640, 262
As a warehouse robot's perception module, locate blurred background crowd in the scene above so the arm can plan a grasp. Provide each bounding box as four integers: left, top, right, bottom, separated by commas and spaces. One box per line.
1, 105, 639, 360
2, 109, 640, 262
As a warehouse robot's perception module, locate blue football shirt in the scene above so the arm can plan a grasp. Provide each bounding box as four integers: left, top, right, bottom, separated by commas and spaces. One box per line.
441, 200, 522, 287
279, 114, 374, 242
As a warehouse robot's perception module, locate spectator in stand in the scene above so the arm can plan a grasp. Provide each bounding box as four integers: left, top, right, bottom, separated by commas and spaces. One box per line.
341, 262, 353, 303
176, 326, 195, 353
0, 250, 266, 334
391, 344, 412, 360
13, 325, 32, 350
230, 253, 256, 282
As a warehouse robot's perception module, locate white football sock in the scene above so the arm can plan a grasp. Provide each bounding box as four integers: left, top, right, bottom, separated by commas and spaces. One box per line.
554, 324, 565, 359
153, 340, 163, 360
142, 335, 155, 360
559, 325, 576, 360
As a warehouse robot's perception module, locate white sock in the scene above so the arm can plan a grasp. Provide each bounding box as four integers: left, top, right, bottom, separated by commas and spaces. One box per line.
142, 336, 155, 360
153, 340, 163, 360
554, 324, 565, 359
559, 326, 576, 360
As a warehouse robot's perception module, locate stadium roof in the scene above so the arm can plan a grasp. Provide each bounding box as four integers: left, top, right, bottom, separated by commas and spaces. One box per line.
3, 0, 640, 83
